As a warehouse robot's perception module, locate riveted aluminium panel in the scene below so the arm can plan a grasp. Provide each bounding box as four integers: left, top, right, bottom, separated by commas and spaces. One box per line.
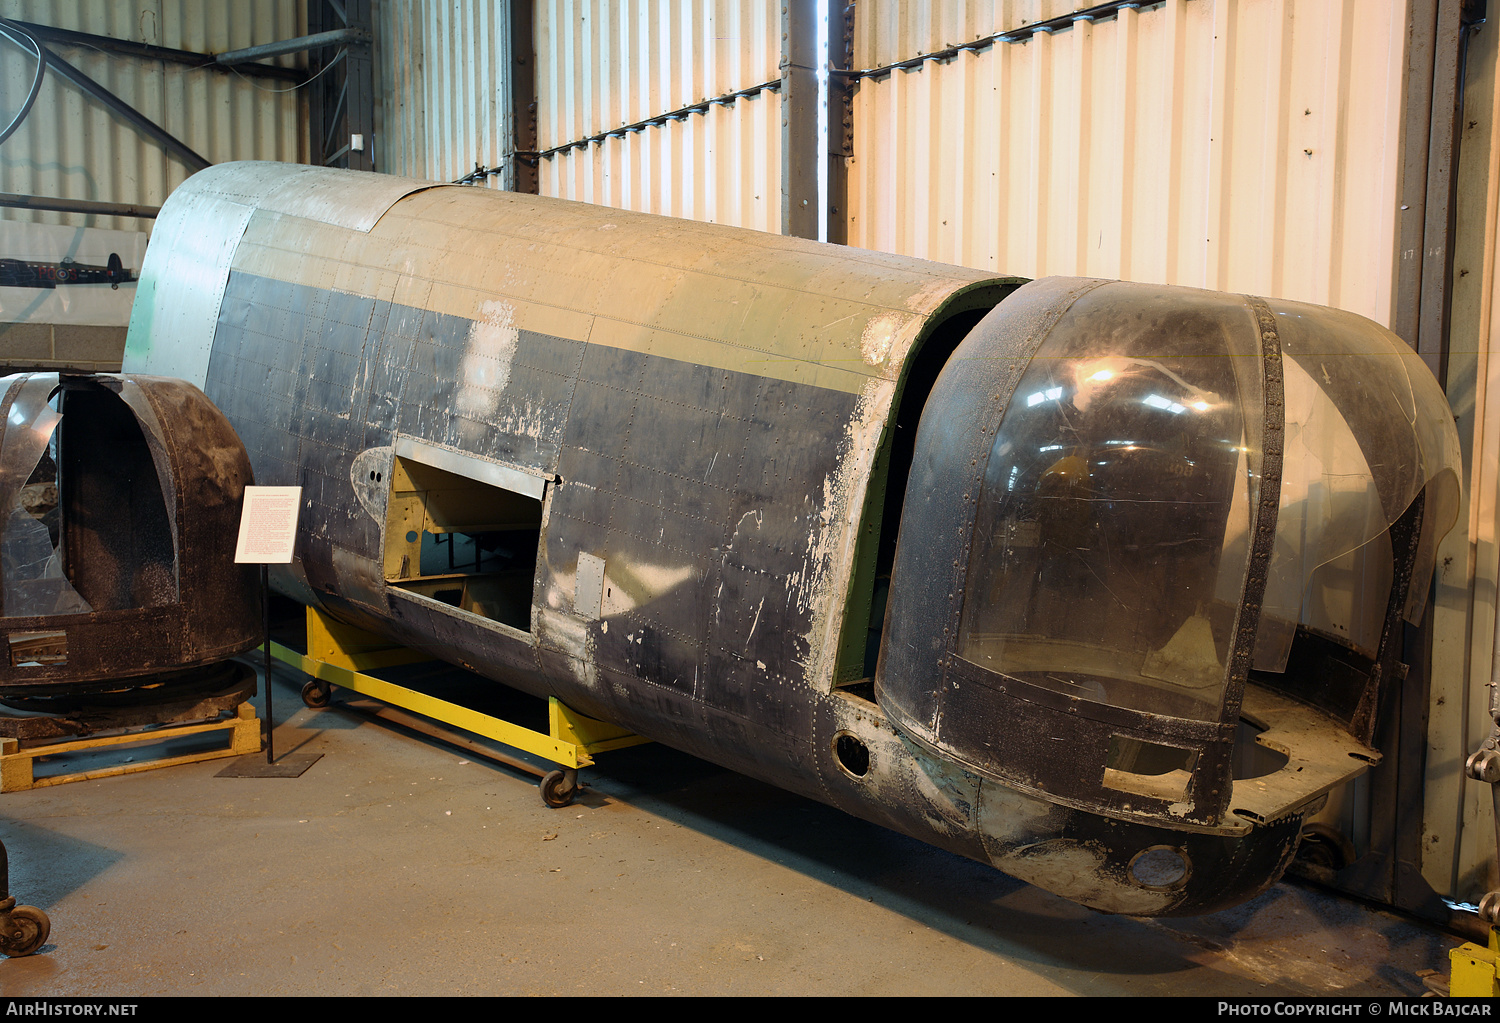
124, 162, 440, 386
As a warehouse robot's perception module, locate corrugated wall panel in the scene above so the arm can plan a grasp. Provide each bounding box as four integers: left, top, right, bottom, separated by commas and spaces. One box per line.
539, 90, 780, 231
0, 0, 304, 365
536, 0, 779, 150
1427, 15, 1500, 909
848, 0, 1408, 327
0, 0, 305, 235
853, 0, 1146, 69
535, 0, 782, 230
374, 0, 512, 187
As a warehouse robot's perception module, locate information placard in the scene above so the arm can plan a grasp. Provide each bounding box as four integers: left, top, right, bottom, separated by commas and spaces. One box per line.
234, 486, 303, 564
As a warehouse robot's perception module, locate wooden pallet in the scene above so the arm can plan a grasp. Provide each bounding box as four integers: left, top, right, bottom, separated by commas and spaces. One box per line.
0, 703, 261, 791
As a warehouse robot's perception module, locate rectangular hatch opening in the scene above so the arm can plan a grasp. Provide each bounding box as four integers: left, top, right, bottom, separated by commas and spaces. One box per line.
382, 452, 543, 633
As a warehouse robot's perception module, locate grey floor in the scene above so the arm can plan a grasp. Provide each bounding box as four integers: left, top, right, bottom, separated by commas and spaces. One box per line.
0, 655, 1469, 997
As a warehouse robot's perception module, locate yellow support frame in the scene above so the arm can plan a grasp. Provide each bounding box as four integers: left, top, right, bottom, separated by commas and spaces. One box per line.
0, 704, 261, 792
269, 606, 647, 771
1451, 928, 1500, 997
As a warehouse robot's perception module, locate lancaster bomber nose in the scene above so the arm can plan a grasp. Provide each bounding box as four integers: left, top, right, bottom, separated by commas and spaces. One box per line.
874, 277, 1459, 913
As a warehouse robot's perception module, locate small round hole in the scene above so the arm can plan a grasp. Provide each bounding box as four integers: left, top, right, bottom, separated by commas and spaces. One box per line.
834, 733, 870, 777
1128, 845, 1191, 891
406, 530, 419, 543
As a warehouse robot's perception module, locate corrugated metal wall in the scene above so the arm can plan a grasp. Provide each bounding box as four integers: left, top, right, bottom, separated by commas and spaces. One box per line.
1431, 13, 1499, 911
0, 0, 305, 234
847, 0, 1408, 328
535, 0, 783, 231
0, 0, 305, 366
374, 0, 513, 187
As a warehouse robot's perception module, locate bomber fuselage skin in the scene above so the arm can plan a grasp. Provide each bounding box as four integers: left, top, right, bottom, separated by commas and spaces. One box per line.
123, 163, 1458, 916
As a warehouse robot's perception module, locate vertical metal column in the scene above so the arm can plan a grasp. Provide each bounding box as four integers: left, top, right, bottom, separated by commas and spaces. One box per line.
1377, 0, 1478, 921
782, 0, 820, 239
309, 0, 375, 171
509, 0, 539, 194
826, 2, 854, 246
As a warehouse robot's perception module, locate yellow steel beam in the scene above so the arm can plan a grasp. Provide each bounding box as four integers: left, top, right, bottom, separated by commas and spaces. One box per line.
267, 606, 649, 771
304, 606, 430, 671
269, 640, 592, 766
1451, 928, 1500, 997
0, 705, 261, 792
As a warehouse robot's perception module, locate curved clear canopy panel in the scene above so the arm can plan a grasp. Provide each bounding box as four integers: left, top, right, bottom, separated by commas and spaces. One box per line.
955, 285, 1266, 723
0, 375, 92, 618
1252, 300, 1462, 671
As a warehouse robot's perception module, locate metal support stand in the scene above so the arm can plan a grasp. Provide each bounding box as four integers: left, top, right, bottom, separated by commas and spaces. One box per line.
0, 704, 262, 791
1455, 530, 1500, 992
263, 564, 273, 764
1452, 927, 1500, 996
271, 606, 648, 806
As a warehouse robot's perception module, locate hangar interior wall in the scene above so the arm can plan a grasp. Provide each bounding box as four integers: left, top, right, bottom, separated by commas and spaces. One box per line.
847, 0, 1407, 326
374, 0, 514, 188
0, 0, 305, 369
1437, 13, 1500, 913
533, 0, 784, 232
6, 0, 1500, 912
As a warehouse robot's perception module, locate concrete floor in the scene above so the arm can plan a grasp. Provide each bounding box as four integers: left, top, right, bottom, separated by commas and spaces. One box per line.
0, 653, 1471, 997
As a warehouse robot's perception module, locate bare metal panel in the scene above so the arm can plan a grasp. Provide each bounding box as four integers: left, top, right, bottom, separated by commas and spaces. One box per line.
123, 184, 254, 387
848, 0, 1409, 327
124, 162, 439, 386
394, 437, 552, 501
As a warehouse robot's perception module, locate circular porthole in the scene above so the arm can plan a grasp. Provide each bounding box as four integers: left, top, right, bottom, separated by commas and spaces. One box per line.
1128, 845, 1191, 891
834, 732, 870, 778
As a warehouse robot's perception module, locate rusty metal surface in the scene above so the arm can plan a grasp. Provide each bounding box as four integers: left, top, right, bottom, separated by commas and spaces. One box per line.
0, 659, 256, 739
0, 373, 260, 695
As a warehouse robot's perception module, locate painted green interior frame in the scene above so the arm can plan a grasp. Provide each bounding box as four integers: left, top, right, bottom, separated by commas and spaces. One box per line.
831, 277, 1029, 688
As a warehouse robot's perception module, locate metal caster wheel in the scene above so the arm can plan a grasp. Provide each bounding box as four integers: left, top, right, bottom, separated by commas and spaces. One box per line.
0, 905, 50, 957
301, 679, 332, 709
1295, 822, 1356, 873
540, 768, 578, 808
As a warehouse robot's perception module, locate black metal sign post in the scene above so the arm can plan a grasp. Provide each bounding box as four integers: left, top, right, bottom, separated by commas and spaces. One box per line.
233, 487, 302, 765
263, 563, 272, 763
